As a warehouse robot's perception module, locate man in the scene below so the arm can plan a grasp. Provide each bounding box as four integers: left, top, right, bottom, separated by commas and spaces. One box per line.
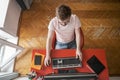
44, 4, 82, 66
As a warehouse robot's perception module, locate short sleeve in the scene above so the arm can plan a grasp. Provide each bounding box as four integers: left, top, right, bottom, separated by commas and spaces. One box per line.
48, 19, 55, 31
74, 15, 81, 29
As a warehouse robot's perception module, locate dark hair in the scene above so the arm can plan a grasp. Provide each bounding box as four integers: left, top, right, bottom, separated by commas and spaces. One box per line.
56, 4, 71, 21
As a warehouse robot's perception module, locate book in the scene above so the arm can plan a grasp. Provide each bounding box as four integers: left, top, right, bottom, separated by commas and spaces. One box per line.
87, 55, 105, 75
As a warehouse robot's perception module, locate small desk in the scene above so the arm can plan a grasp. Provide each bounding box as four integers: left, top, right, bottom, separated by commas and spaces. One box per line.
31, 49, 109, 80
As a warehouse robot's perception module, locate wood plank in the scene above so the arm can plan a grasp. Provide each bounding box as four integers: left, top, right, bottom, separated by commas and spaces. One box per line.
32, 3, 120, 11
33, 0, 120, 11
33, 0, 120, 3
80, 19, 120, 26
69, 3, 120, 10
74, 10, 120, 18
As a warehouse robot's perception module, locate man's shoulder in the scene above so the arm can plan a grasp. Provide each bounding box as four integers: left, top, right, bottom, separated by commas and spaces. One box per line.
49, 17, 58, 26
71, 14, 79, 19
50, 17, 58, 22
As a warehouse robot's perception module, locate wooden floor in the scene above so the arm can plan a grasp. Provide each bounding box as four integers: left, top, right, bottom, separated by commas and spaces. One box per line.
15, 0, 120, 76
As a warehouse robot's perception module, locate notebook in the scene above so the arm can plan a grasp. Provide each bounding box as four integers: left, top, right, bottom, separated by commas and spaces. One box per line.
87, 55, 105, 75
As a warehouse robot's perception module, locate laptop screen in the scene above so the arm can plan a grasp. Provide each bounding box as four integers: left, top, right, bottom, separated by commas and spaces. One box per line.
34, 55, 42, 65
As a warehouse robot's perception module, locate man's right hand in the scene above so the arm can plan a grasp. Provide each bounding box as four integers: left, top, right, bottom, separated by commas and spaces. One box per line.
44, 55, 51, 66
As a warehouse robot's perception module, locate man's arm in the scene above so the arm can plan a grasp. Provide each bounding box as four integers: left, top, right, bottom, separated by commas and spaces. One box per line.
75, 28, 82, 61
44, 30, 54, 66
46, 30, 54, 56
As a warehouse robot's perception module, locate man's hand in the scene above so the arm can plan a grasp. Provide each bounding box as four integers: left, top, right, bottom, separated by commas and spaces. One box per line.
44, 55, 51, 66
76, 49, 82, 61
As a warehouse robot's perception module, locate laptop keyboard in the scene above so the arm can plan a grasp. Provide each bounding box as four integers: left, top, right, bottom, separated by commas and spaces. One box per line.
52, 57, 82, 69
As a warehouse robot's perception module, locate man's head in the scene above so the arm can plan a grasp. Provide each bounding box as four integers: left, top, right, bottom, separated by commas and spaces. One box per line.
56, 4, 71, 21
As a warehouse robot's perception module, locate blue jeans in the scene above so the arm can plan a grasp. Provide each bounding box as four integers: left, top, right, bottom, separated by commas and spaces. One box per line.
55, 40, 76, 49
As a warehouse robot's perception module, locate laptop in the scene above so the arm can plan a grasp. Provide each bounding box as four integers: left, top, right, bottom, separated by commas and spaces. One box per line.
52, 57, 82, 69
